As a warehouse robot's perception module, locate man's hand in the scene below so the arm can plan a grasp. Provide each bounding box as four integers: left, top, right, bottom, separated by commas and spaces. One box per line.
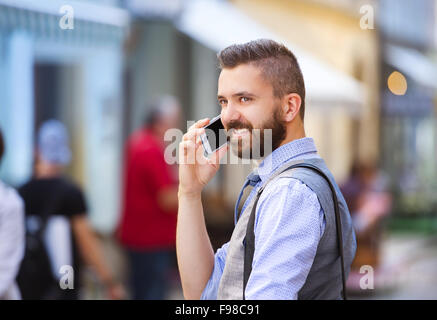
106, 281, 127, 300
177, 118, 228, 299
178, 118, 228, 196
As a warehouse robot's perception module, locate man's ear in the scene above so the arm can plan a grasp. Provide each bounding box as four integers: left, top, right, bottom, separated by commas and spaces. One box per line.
282, 93, 302, 122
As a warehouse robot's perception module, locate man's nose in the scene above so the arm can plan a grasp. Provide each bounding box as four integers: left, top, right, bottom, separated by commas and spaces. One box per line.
221, 103, 240, 128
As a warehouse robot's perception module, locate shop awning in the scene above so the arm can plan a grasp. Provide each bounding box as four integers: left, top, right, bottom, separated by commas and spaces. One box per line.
0, 0, 130, 27
175, 0, 365, 108
0, 0, 130, 45
385, 44, 437, 90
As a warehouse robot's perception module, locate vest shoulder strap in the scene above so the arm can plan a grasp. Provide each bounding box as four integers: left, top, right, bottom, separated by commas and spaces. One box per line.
243, 162, 347, 300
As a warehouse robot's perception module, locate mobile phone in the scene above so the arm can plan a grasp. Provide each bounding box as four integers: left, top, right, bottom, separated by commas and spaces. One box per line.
200, 115, 228, 156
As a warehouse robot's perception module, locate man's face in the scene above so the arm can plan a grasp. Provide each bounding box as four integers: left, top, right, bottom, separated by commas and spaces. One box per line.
157, 103, 182, 136
218, 63, 286, 159
162, 104, 182, 131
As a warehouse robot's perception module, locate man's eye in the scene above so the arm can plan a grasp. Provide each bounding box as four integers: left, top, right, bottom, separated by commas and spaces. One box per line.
219, 100, 227, 106
240, 97, 251, 103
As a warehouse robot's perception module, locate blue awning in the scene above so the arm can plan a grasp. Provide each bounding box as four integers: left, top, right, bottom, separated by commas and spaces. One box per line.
0, 0, 129, 44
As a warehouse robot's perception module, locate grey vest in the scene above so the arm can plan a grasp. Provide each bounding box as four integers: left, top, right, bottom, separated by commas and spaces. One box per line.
217, 158, 357, 300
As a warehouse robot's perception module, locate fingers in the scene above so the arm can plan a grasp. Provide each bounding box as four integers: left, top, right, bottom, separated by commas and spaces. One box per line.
208, 143, 229, 168
195, 139, 209, 165
180, 118, 210, 165
183, 127, 205, 144
185, 118, 209, 140
189, 118, 210, 131
183, 118, 208, 144
179, 138, 209, 165
179, 140, 196, 165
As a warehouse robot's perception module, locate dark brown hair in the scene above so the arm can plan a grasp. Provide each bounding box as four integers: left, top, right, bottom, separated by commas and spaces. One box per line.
218, 39, 306, 120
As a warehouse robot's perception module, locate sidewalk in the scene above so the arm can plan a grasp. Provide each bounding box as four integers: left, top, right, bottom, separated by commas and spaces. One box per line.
83, 233, 437, 300
350, 233, 437, 300
166, 233, 437, 300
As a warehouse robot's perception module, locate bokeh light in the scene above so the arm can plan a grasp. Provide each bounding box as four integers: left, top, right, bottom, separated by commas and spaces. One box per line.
387, 71, 408, 95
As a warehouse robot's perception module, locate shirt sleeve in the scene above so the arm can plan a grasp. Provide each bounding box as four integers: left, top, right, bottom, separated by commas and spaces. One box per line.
62, 183, 87, 218
0, 188, 25, 297
200, 242, 229, 300
245, 177, 325, 300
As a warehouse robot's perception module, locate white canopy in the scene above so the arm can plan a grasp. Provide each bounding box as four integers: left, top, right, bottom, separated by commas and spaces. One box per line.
385, 44, 437, 90
0, 0, 130, 27
175, 0, 365, 107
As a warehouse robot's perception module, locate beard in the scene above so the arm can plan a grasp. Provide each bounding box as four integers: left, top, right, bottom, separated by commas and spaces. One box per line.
227, 106, 286, 159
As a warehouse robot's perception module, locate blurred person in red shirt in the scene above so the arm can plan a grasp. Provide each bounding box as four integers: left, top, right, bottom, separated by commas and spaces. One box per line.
118, 96, 181, 300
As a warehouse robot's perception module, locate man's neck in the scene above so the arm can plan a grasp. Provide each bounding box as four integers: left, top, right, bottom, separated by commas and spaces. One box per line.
252, 125, 306, 168
35, 163, 62, 179
147, 126, 164, 140
278, 122, 306, 148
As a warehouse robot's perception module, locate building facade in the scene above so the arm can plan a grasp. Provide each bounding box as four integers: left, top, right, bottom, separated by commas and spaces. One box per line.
0, 0, 128, 232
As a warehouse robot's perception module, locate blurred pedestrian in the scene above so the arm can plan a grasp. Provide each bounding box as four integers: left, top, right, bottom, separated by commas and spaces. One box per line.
341, 162, 392, 292
0, 128, 25, 300
117, 96, 181, 300
17, 120, 125, 300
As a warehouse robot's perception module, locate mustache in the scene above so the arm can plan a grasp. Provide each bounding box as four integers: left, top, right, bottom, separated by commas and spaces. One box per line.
226, 120, 253, 132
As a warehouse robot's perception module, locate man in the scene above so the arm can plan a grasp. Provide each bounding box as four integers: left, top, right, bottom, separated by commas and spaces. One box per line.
18, 120, 124, 299
118, 96, 181, 300
0, 128, 25, 300
177, 39, 356, 300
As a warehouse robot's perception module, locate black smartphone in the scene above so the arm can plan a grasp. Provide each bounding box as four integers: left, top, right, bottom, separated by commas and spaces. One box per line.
200, 115, 228, 156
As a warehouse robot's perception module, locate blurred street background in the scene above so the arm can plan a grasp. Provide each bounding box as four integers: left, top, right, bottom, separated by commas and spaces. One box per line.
0, 0, 437, 300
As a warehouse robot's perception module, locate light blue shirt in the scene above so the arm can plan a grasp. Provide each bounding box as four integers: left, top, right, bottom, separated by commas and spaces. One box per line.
201, 137, 326, 300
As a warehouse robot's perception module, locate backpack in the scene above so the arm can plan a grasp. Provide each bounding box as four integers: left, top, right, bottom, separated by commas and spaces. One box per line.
16, 198, 64, 299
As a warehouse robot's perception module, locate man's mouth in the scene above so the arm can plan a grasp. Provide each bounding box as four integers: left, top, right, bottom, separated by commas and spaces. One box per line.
229, 128, 251, 139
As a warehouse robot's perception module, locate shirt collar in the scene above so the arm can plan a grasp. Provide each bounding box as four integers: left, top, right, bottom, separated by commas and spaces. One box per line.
257, 137, 318, 183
